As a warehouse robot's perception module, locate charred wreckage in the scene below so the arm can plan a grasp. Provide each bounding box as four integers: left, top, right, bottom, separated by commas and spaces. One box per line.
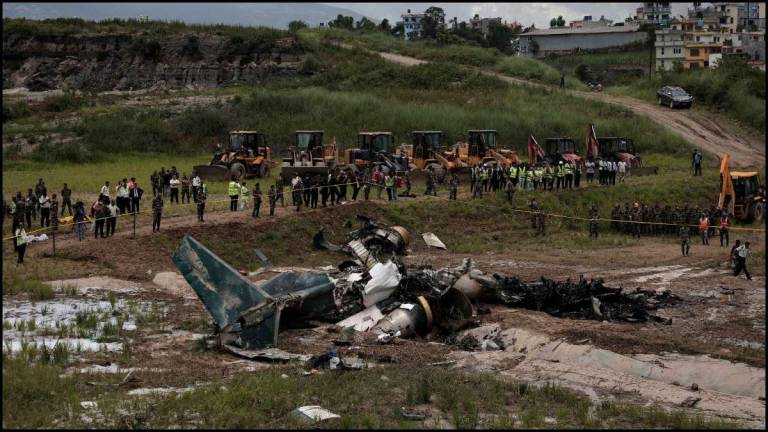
172, 216, 680, 355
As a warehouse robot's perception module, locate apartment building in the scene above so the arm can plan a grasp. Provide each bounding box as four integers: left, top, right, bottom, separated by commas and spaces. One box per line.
398, 9, 425, 40
636, 2, 672, 28
684, 31, 724, 68
469, 14, 502, 37
655, 19, 686, 70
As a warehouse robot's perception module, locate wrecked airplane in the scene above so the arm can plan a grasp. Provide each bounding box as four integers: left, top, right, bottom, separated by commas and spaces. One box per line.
173, 218, 680, 355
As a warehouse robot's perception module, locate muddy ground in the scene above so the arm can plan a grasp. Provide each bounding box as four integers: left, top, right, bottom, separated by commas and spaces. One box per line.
4, 194, 765, 428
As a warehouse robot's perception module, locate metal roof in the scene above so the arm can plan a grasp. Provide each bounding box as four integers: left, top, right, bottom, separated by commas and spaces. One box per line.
468, 129, 497, 132
358, 131, 393, 135
522, 24, 641, 36
412, 130, 444, 134
295, 130, 324, 133
230, 130, 263, 134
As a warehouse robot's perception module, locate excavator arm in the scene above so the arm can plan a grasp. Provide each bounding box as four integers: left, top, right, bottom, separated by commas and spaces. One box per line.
432, 151, 456, 170
718, 153, 736, 214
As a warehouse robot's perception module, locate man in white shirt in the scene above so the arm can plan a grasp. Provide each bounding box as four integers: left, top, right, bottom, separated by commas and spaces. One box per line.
100, 181, 110, 203
617, 160, 627, 182
38, 192, 51, 228
169, 175, 180, 204
733, 242, 752, 280
585, 159, 595, 184
106, 199, 118, 236
191, 173, 202, 202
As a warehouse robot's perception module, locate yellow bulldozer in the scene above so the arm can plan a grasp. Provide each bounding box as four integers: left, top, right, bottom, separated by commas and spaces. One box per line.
194, 131, 275, 181
400, 131, 465, 174
280, 130, 339, 181
453, 130, 519, 169
718, 152, 765, 223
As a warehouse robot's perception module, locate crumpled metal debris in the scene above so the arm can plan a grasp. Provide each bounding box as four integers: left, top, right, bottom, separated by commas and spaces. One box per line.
314, 215, 410, 268
175, 217, 683, 360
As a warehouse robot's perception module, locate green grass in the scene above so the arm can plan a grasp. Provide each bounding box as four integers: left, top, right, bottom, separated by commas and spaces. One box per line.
495, 56, 587, 90
27, 365, 738, 428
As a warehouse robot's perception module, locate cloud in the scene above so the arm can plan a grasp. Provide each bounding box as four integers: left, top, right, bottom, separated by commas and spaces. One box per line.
323, 2, 692, 28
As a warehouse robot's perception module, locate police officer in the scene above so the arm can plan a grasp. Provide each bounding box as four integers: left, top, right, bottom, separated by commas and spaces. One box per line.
589, 205, 599, 238
268, 185, 277, 216
679, 223, 690, 256
252, 183, 262, 218
449, 173, 459, 200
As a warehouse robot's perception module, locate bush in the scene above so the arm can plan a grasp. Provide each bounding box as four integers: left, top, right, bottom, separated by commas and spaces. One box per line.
40, 92, 86, 112
130, 37, 162, 61
298, 54, 320, 75
2, 101, 32, 123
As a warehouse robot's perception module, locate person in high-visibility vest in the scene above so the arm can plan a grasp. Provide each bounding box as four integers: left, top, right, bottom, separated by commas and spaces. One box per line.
14, 225, 27, 265
564, 162, 574, 189
534, 166, 544, 191
481, 166, 490, 192
544, 164, 554, 191
556, 161, 565, 190
525, 166, 534, 190
518, 165, 527, 190
509, 164, 519, 189
718, 211, 730, 247
385, 174, 395, 201
698, 213, 710, 245
228, 176, 240, 212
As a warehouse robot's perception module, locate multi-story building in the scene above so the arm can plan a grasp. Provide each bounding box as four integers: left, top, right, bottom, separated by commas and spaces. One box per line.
469, 14, 502, 37
713, 2, 742, 34
740, 2, 766, 31
636, 2, 672, 28
398, 9, 425, 40
684, 31, 723, 68
655, 19, 686, 70
568, 15, 613, 28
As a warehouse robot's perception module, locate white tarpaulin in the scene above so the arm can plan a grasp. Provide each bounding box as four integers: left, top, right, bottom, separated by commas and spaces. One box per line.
422, 232, 446, 249
362, 261, 401, 307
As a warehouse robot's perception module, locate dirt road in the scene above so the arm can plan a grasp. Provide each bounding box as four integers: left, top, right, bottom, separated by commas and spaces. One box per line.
374, 50, 765, 168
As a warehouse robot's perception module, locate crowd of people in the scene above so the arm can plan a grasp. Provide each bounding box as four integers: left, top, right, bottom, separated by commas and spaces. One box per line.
1, 156, 757, 279
467, 158, 629, 198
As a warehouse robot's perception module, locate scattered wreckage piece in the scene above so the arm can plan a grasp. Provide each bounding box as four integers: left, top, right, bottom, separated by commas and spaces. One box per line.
223, 346, 310, 363
173, 236, 345, 350
313, 215, 410, 268
422, 232, 446, 249
291, 406, 340, 423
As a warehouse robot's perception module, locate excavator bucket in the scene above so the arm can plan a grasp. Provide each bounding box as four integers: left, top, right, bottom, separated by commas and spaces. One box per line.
193, 164, 231, 181
718, 153, 735, 214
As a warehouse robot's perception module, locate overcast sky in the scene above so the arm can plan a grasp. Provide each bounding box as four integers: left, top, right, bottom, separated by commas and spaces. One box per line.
324, 2, 693, 28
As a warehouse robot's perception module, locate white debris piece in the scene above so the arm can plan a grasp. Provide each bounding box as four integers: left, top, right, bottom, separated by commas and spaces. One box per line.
291, 406, 340, 423
422, 232, 446, 249
362, 261, 402, 307
336, 305, 385, 332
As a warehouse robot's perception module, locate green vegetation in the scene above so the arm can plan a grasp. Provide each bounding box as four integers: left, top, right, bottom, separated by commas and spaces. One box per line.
4, 362, 738, 429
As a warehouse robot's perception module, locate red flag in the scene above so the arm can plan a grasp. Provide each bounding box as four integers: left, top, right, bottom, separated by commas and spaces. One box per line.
527, 135, 545, 165
585, 124, 599, 160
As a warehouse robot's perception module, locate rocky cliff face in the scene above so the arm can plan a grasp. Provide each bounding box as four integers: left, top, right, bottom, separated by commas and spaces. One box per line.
3, 31, 304, 91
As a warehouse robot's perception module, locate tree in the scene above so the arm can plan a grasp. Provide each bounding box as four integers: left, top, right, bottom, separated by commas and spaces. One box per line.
288, 20, 308, 33
424, 6, 446, 26
391, 22, 404, 37
328, 14, 354, 30
355, 17, 376, 31
551, 16, 565, 27
486, 21, 514, 52
550, 18, 557, 28
379, 18, 391, 32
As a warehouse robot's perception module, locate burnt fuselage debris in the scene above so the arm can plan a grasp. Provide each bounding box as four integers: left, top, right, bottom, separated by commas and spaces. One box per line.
173, 218, 680, 355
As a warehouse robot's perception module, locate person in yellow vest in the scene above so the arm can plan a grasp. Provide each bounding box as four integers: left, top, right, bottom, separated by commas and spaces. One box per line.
534, 165, 544, 191
564, 161, 574, 189
518, 164, 527, 190
509, 164, 519, 189
228, 176, 240, 212
384, 174, 395, 201
544, 164, 554, 191
556, 161, 565, 190
14, 225, 27, 264
525, 166, 534, 190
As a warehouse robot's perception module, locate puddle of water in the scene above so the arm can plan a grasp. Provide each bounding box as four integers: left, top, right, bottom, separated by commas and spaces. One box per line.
2, 293, 158, 355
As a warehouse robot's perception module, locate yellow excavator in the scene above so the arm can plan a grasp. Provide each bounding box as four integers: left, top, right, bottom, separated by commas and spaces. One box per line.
718, 152, 765, 223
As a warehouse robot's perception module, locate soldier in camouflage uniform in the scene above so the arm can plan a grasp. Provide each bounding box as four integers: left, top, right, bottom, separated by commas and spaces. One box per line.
611, 205, 621, 232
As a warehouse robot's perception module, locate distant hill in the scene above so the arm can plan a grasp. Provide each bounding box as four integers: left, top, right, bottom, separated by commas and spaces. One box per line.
1, 2, 372, 28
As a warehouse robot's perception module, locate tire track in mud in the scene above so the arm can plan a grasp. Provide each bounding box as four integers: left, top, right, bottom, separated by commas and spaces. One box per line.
369, 48, 764, 168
